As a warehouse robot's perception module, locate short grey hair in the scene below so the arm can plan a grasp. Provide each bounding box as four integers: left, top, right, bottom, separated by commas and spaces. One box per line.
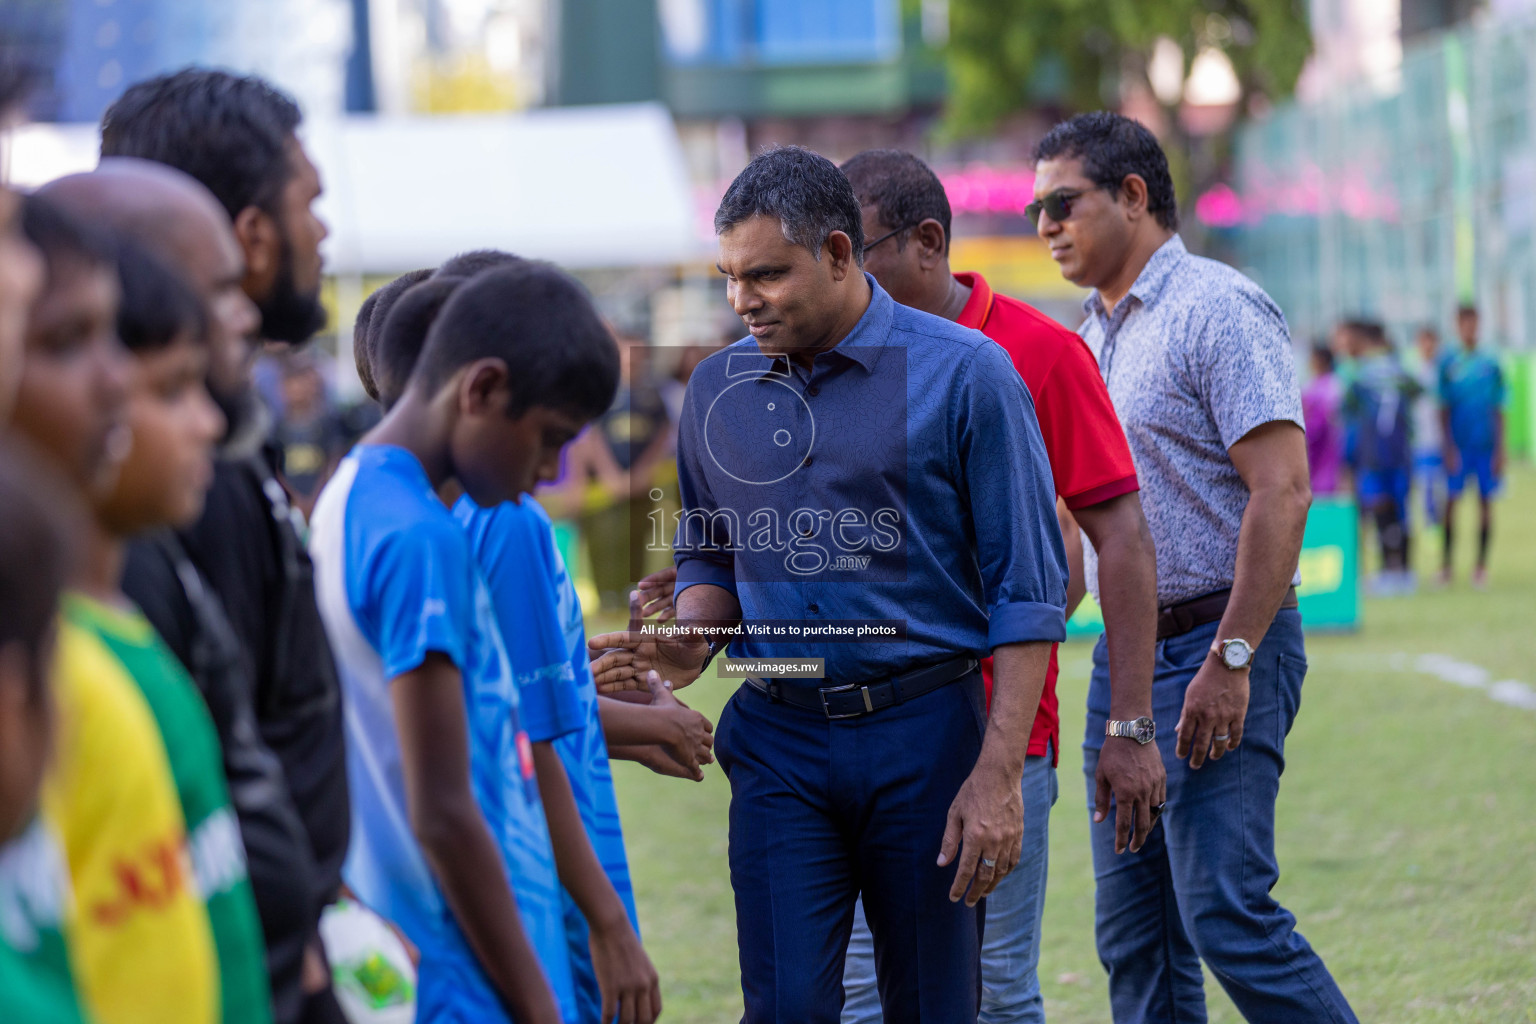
714, 146, 865, 265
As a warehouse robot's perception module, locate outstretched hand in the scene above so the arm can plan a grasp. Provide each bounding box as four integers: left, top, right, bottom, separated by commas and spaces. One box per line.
588, 623, 710, 693
643, 670, 715, 780
634, 568, 677, 622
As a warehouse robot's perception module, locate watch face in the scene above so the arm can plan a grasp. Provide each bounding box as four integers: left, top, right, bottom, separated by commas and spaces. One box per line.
1222, 640, 1253, 669
1134, 718, 1155, 744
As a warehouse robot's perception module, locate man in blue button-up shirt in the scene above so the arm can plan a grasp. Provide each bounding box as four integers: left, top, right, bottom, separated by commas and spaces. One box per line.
594, 146, 1066, 1023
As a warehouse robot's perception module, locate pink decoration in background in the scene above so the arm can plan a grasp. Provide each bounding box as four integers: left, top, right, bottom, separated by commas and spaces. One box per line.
1195, 183, 1245, 227
939, 167, 1037, 215
1231, 160, 1401, 224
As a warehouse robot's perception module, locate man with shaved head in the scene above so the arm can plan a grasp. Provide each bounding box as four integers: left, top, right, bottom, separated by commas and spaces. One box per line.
40, 158, 332, 1024
40, 158, 261, 406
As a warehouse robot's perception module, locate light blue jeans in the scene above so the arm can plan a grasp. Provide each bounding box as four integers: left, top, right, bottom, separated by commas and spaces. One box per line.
842, 744, 1059, 1023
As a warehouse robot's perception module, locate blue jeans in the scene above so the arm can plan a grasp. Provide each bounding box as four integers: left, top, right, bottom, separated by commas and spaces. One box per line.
1084, 610, 1357, 1023
841, 746, 1059, 1024
716, 672, 988, 1024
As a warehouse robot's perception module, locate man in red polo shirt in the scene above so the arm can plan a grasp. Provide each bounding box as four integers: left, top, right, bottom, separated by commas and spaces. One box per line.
838, 150, 1161, 1024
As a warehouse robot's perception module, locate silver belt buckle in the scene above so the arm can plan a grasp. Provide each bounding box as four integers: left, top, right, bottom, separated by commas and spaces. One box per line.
819, 682, 873, 719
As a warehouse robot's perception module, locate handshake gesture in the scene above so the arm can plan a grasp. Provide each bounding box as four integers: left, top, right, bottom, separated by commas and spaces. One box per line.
591, 568, 716, 780
588, 568, 712, 695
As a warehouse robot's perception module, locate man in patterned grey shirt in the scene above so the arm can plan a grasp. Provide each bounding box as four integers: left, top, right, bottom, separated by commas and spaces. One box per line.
1033, 112, 1358, 1023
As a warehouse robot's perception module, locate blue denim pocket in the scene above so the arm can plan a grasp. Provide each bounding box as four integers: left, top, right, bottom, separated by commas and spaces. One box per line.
1274, 652, 1307, 751
1159, 621, 1218, 676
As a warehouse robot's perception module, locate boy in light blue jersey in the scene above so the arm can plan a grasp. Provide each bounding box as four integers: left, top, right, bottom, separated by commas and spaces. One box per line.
310, 262, 626, 1024
455, 496, 645, 1023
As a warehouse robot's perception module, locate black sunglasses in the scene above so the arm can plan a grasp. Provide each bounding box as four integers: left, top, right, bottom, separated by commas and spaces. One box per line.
1025, 187, 1105, 228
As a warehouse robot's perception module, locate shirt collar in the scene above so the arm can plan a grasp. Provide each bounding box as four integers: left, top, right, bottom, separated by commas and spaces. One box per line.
952, 271, 994, 331
828, 274, 895, 371
1083, 233, 1187, 320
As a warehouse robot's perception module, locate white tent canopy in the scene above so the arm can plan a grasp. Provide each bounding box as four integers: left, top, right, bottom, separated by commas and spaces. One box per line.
4, 102, 704, 272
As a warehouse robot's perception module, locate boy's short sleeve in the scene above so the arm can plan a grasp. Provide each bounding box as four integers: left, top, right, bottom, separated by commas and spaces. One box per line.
468, 504, 585, 743
363, 521, 476, 681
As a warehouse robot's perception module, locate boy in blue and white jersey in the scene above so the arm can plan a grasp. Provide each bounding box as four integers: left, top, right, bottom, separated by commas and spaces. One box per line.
310, 263, 621, 1024
455, 496, 645, 1023
366, 254, 679, 1024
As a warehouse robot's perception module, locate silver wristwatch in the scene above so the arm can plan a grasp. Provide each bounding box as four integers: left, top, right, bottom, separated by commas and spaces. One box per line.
1211, 637, 1254, 670
1105, 717, 1156, 745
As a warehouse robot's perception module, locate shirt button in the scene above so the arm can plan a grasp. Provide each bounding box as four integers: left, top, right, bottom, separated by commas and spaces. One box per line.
807, 603, 819, 613
802, 456, 814, 467
807, 385, 820, 397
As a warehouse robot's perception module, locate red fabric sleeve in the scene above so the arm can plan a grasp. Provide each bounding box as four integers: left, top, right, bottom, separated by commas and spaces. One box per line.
1035, 336, 1140, 508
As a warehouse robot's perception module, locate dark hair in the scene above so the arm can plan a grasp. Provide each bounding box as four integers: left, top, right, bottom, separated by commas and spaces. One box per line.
375, 276, 466, 409
20, 193, 116, 282
115, 239, 207, 353
1034, 112, 1179, 231
1339, 319, 1388, 348
0, 442, 77, 697
437, 249, 525, 278
352, 290, 382, 398
1310, 343, 1335, 373
1456, 304, 1478, 319
840, 149, 952, 252
354, 269, 431, 401
715, 146, 865, 265
413, 263, 619, 421
100, 68, 303, 220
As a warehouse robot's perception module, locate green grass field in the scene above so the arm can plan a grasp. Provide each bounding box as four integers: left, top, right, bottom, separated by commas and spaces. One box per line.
608, 465, 1536, 1023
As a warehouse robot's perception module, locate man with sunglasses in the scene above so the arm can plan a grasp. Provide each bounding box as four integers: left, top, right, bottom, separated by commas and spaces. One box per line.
1035, 112, 1358, 1023
839, 148, 1160, 1024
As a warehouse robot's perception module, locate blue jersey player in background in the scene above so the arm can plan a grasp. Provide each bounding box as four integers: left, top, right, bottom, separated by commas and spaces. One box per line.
1438, 305, 1506, 589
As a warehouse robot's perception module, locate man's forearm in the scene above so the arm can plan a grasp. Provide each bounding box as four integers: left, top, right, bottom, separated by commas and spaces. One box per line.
1076, 495, 1157, 721
1218, 481, 1309, 647
674, 581, 742, 626
979, 642, 1052, 778
1057, 501, 1087, 619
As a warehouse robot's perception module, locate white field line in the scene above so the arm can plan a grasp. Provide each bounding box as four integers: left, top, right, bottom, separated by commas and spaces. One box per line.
1386, 652, 1536, 711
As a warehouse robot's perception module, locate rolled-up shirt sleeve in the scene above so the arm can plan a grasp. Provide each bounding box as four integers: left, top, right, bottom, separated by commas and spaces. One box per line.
672, 375, 740, 602
956, 341, 1068, 647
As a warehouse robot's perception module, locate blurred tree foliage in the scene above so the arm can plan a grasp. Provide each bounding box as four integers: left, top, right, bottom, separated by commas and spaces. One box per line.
942, 0, 1312, 136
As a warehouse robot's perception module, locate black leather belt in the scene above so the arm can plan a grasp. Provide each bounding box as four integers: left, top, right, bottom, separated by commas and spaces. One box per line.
1156, 586, 1298, 641
745, 655, 978, 720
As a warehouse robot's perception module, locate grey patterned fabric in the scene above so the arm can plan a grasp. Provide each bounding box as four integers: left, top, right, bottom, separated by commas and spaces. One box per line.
1078, 235, 1304, 606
